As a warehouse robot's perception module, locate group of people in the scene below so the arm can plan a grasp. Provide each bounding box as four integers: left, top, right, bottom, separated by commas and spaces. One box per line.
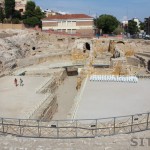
14, 78, 24, 87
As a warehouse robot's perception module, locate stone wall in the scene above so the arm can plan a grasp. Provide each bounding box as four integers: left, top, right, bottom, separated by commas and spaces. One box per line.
30, 94, 58, 121
0, 24, 25, 30
77, 29, 94, 37
28, 69, 67, 121
127, 56, 141, 66
17, 53, 71, 68
0, 29, 78, 72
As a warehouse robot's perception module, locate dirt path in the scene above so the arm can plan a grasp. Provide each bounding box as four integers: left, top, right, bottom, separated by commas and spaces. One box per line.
53, 76, 77, 120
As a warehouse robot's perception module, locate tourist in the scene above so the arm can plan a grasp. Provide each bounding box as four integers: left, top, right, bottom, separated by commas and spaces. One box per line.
20, 78, 23, 86
14, 78, 17, 87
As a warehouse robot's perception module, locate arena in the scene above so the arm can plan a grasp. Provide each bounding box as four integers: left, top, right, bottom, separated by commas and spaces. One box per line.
0, 30, 150, 142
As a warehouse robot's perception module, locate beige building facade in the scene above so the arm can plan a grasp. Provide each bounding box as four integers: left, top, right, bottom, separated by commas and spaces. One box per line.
0, 0, 27, 13
43, 9, 61, 17
0, 0, 4, 7
42, 14, 95, 36
15, 0, 27, 13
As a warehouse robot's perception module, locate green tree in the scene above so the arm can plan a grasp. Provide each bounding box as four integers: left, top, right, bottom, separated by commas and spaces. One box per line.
12, 18, 20, 24
25, 1, 36, 11
23, 17, 41, 27
23, 1, 45, 27
95, 14, 119, 34
113, 25, 124, 35
0, 7, 5, 23
128, 20, 139, 35
4, 0, 15, 18
139, 22, 145, 30
124, 24, 128, 33
34, 6, 45, 20
24, 1, 36, 17
12, 10, 21, 19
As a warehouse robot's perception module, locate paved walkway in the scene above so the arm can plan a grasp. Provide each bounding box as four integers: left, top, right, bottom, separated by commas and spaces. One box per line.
0, 76, 49, 119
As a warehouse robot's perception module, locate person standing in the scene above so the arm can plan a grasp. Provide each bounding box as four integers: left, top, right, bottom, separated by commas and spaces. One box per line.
14, 78, 17, 87
20, 78, 23, 86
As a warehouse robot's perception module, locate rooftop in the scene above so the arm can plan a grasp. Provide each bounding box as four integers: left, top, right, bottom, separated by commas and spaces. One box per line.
43, 14, 93, 20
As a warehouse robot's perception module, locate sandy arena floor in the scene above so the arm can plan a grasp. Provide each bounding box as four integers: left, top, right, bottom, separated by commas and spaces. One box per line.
74, 78, 150, 119
0, 76, 50, 119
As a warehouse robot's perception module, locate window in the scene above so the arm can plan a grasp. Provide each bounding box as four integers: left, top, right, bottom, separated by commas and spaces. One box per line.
72, 29, 76, 34
62, 29, 66, 32
57, 29, 61, 32
19, 9, 23, 12
62, 21, 66, 26
67, 29, 71, 34
72, 21, 76, 26
67, 21, 72, 26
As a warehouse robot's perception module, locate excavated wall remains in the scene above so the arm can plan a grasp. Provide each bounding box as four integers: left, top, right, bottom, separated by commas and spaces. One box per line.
0, 29, 79, 73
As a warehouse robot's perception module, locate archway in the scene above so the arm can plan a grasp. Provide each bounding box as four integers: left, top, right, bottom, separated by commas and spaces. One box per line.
85, 42, 91, 50
117, 41, 125, 44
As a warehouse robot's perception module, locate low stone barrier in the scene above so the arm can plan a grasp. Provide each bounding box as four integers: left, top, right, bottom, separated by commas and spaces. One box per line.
0, 23, 25, 30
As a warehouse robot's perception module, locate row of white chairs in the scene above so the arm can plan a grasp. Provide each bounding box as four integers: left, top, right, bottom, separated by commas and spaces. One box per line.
90, 75, 138, 83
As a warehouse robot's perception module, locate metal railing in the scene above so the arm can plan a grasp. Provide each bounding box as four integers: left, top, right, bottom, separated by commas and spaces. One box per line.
0, 112, 150, 138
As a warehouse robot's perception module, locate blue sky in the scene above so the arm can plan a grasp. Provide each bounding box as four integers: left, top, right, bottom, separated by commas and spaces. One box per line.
34, 0, 150, 21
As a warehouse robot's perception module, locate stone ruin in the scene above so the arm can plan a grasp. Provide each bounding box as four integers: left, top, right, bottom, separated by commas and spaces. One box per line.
0, 29, 80, 73
0, 29, 150, 120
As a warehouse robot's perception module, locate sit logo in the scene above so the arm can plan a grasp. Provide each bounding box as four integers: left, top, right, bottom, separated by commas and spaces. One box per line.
131, 138, 150, 147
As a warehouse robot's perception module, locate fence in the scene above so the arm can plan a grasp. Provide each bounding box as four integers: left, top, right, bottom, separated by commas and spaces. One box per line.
0, 112, 150, 138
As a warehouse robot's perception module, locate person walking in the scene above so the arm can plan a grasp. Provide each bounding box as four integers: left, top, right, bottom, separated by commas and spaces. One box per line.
14, 78, 17, 87
20, 78, 23, 86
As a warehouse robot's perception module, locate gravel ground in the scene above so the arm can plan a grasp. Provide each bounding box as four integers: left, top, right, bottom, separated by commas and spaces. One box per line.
0, 130, 150, 149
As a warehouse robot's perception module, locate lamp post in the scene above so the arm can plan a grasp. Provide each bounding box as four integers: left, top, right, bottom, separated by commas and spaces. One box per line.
148, 17, 150, 35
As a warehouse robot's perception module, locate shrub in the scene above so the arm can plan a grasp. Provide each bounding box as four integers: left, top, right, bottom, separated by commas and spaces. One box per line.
12, 18, 20, 24
23, 17, 41, 27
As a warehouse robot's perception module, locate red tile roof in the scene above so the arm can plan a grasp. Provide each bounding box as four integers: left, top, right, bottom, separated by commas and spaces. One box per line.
43, 14, 93, 20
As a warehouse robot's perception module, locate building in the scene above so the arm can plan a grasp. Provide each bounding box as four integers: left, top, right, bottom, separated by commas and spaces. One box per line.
123, 18, 141, 29
0, 0, 4, 7
42, 14, 95, 36
144, 17, 150, 35
15, 0, 27, 13
127, 18, 141, 29
0, 0, 27, 13
122, 20, 128, 27
43, 9, 61, 17
133, 18, 141, 28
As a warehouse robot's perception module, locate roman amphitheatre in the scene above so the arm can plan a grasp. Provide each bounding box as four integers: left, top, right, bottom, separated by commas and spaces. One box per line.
0, 29, 150, 148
